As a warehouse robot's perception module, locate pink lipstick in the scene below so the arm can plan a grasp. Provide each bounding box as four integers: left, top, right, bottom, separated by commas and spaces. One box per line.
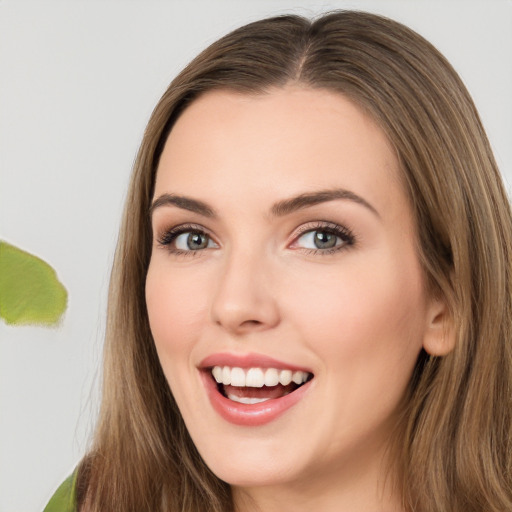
199, 352, 314, 426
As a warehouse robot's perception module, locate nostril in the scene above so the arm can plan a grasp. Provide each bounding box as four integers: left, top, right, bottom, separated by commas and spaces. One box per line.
241, 319, 263, 326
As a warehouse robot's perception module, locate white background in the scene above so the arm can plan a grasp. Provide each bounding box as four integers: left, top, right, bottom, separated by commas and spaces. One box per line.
0, 1, 510, 511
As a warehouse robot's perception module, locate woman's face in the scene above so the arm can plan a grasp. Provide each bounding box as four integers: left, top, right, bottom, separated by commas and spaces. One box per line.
146, 87, 439, 497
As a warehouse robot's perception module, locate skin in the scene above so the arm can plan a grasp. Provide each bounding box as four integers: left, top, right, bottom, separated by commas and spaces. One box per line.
146, 87, 449, 511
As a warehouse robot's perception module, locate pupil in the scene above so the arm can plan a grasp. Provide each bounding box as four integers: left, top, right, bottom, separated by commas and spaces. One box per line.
187, 232, 208, 250
314, 231, 336, 249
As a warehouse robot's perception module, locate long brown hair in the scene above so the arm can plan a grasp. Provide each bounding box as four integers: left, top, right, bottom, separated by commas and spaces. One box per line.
78, 11, 512, 511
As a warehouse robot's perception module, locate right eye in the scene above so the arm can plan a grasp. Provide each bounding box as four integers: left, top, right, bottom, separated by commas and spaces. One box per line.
157, 225, 218, 254
174, 231, 215, 251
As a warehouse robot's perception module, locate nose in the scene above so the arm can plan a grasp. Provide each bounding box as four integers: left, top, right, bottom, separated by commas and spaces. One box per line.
210, 247, 280, 335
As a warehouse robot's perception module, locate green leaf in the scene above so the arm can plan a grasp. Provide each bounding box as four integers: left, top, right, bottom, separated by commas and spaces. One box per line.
0, 241, 68, 326
43, 472, 77, 512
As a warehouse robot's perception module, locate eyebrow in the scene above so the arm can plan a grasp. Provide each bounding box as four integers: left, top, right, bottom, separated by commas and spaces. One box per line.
270, 188, 380, 218
149, 188, 379, 219
149, 193, 216, 217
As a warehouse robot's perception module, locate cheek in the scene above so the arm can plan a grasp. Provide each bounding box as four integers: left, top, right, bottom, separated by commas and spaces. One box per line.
285, 252, 426, 375
284, 256, 426, 441
146, 260, 219, 420
145, 262, 208, 359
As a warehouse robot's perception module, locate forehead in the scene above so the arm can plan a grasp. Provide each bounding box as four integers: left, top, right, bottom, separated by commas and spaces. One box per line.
154, 87, 406, 221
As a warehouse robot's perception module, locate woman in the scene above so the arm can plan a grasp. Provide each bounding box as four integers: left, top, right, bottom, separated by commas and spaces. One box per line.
46, 10, 512, 512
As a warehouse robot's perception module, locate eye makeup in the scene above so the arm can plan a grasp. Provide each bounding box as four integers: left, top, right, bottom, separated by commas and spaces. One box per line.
155, 219, 356, 258
156, 223, 217, 256
290, 221, 356, 256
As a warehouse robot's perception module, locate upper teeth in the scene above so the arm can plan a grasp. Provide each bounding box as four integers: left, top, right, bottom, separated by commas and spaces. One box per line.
211, 366, 310, 387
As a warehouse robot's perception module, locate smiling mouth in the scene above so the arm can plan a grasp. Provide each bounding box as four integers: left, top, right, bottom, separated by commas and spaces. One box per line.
210, 366, 314, 405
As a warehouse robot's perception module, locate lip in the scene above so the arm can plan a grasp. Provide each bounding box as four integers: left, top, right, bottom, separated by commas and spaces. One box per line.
199, 352, 313, 426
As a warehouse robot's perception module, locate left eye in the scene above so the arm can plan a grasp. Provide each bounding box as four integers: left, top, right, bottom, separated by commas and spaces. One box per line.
174, 231, 216, 251
295, 229, 347, 250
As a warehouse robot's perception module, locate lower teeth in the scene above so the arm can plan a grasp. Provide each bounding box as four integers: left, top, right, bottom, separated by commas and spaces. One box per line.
218, 379, 309, 405
226, 395, 271, 404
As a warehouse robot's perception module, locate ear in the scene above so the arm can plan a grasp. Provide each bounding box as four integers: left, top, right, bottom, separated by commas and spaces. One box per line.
422, 296, 456, 356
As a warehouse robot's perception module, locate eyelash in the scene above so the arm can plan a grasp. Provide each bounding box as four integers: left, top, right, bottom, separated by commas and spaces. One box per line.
292, 221, 355, 255
156, 221, 355, 257
156, 223, 214, 257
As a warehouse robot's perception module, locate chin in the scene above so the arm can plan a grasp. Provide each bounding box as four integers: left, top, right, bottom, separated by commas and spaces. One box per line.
205, 452, 301, 488
184, 416, 319, 490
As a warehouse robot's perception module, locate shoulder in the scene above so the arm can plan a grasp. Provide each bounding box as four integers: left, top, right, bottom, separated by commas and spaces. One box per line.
43, 471, 77, 512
